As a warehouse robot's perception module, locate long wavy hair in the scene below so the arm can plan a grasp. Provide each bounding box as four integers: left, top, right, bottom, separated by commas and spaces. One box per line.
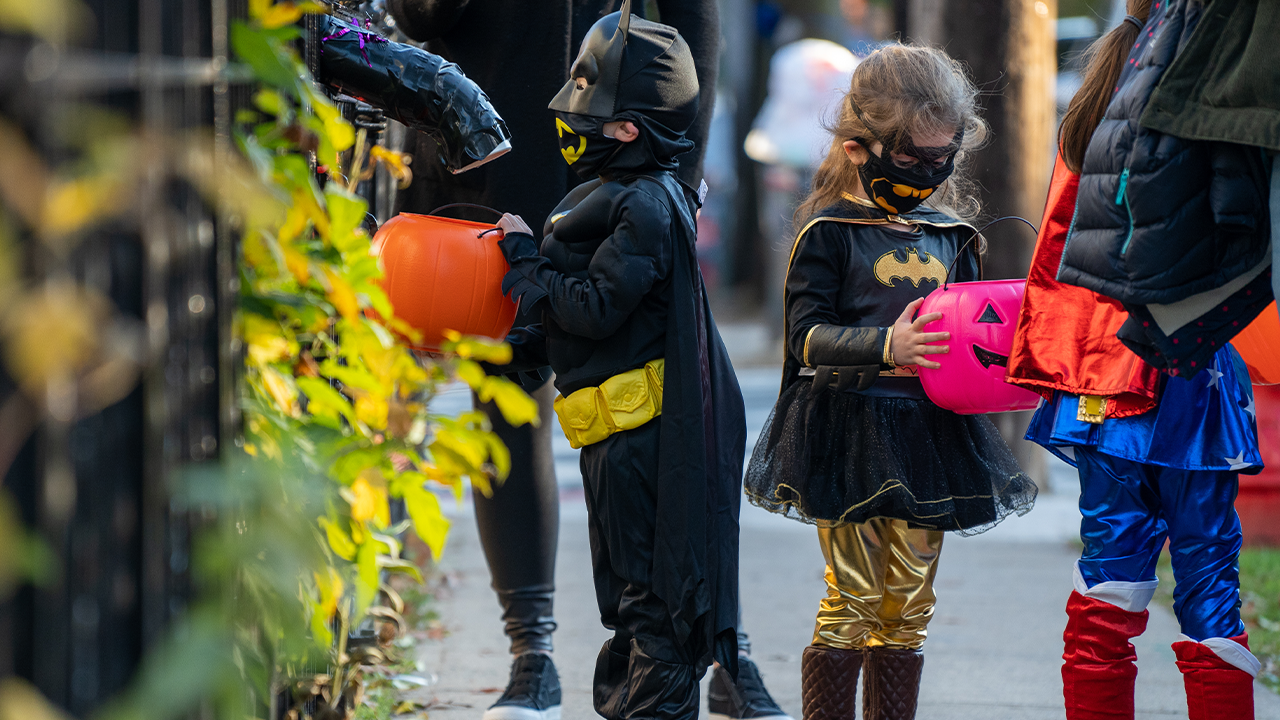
793, 44, 988, 230
1058, 0, 1153, 173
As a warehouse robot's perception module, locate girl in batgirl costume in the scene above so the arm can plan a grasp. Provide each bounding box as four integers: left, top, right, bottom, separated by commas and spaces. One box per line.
743, 45, 1037, 720
1009, 4, 1264, 719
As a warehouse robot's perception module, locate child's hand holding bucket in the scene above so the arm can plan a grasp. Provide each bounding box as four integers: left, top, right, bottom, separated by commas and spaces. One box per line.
890, 297, 950, 369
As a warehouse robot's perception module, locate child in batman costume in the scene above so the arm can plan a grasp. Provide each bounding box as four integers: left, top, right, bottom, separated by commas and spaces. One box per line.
492, 4, 747, 718
1008, 5, 1264, 719
743, 46, 1037, 720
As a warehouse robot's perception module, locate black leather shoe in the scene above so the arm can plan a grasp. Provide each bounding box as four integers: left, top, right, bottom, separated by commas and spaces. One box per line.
708, 656, 794, 720
483, 653, 562, 720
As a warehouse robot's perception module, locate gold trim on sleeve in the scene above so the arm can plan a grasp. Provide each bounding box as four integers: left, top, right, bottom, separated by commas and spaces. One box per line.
803, 325, 819, 367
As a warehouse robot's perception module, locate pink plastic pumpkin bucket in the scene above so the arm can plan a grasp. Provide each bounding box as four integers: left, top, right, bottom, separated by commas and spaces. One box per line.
916, 279, 1042, 414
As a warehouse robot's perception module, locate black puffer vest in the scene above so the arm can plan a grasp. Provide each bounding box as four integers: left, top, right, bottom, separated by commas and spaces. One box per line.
1058, 0, 1269, 306
1056, 0, 1272, 377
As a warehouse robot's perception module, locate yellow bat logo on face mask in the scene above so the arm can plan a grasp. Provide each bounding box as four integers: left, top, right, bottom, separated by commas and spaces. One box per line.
868, 178, 934, 214
556, 118, 586, 165
873, 247, 945, 288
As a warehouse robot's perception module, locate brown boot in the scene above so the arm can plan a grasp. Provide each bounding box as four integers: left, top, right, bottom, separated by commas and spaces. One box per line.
862, 648, 923, 720
801, 644, 863, 719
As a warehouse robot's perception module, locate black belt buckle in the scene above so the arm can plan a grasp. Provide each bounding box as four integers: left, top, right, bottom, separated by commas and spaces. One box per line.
812, 365, 879, 393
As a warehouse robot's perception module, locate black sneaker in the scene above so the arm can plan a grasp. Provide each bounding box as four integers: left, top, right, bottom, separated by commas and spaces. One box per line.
482, 653, 562, 720
707, 656, 793, 720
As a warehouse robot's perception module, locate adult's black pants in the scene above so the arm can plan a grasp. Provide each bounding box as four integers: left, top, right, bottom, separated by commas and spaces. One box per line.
473, 379, 559, 654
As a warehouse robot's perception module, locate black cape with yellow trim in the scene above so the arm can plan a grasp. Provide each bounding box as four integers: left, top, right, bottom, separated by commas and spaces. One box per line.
778, 197, 979, 395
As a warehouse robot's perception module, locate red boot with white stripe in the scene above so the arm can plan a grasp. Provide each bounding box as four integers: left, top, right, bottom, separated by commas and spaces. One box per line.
1172, 633, 1258, 720
1061, 590, 1150, 720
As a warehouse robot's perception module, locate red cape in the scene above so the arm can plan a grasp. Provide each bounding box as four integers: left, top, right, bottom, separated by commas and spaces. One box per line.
1006, 154, 1160, 418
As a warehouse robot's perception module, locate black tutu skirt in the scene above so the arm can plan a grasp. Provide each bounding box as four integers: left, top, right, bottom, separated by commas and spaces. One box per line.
744, 379, 1037, 536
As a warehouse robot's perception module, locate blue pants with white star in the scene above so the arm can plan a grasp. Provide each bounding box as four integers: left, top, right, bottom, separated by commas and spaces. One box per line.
1076, 446, 1246, 641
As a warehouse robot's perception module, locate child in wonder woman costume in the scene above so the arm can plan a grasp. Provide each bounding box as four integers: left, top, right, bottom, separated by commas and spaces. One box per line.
743, 45, 1037, 720
1008, 3, 1263, 718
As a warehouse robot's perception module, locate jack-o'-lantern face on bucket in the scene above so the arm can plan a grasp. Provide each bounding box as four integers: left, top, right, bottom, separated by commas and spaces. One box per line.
972, 301, 1010, 369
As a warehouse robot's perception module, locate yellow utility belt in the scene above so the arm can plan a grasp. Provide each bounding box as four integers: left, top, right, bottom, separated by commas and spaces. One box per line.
553, 359, 664, 449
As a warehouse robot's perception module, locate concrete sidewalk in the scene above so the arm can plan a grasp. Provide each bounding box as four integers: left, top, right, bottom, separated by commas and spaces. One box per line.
414, 360, 1280, 719
412, 495, 1280, 720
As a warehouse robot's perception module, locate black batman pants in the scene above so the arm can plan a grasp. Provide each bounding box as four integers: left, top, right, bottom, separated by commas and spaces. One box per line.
473, 379, 560, 655
581, 420, 703, 720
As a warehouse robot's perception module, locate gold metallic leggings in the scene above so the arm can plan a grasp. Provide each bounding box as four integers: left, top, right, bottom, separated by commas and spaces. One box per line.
813, 518, 944, 650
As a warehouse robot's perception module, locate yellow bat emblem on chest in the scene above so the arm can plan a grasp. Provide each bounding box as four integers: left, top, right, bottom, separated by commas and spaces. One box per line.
873, 248, 945, 288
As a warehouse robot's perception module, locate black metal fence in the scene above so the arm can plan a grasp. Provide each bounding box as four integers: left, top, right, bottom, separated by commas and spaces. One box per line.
0, 0, 245, 714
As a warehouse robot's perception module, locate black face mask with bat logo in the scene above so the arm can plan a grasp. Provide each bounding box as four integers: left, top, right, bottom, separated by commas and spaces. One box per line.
849, 99, 962, 215
856, 145, 956, 215
555, 113, 624, 180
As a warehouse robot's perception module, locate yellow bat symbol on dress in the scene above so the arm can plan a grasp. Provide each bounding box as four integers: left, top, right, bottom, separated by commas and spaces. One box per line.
873, 248, 945, 288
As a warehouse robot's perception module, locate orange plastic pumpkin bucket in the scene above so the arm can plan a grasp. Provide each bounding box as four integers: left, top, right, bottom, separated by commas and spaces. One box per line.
1231, 302, 1280, 385
372, 205, 518, 352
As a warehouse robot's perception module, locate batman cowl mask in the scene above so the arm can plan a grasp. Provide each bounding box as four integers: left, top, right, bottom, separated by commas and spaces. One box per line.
549, 0, 699, 178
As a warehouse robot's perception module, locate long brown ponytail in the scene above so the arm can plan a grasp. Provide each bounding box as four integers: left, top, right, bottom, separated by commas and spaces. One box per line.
1058, 0, 1153, 174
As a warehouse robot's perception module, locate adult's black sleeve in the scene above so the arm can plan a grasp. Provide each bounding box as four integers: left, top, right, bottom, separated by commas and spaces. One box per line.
655, 0, 719, 188
385, 0, 471, 41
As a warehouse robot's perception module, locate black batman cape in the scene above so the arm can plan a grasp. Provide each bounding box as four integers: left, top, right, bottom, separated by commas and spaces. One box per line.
638, 171, 745, 673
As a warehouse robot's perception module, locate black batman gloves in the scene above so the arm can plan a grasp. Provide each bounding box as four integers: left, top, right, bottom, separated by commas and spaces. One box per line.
804, 324, 888, 393
497, 232, 549, 310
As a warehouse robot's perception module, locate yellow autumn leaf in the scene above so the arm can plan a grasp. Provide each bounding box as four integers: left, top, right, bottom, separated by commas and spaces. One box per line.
258, 1, 303, 28
243, 314, 297, 366
344, 473, 389, 528
0, 282, 105, 397
41, 176, 124, 240
0, 677, 72, 720
318, 517, 356, 560
442, 330, 513, 364
312, 566, 344, 624
370, 145, 413, 189
324, 268, 359, 321
296, 189, 331, 241
0, 0, 90, 45
241, 229, 281, 274
260, 366, 300, 417
282, 245, 311, 283
277, 204, 309, 245
354, 392, 388, 431
402, 484, 450, 561
307, 87, 355, 154
354, 538, 379, 620
310, 564, 345, 648
478, 376, 540, 427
